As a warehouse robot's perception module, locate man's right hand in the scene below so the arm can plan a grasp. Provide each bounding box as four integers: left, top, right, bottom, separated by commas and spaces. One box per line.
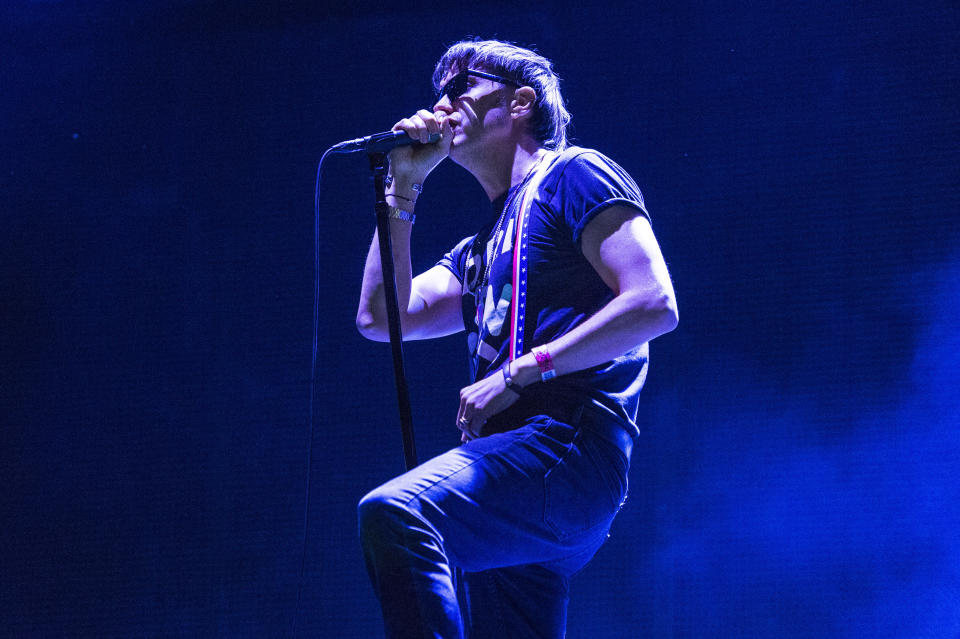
387, 109, 457, 188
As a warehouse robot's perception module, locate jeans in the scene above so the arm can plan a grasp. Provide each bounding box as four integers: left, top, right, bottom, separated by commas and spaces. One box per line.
358, 400, 631, 639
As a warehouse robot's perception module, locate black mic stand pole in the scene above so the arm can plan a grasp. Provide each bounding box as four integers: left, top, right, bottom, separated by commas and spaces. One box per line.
368, 151, 418, 471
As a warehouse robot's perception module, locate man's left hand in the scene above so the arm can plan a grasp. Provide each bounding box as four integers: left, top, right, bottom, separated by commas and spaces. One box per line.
456, 370, 521, 442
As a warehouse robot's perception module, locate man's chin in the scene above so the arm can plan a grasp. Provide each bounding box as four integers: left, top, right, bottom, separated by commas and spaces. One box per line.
448, 128, 479, 152
446, 134, 469, 163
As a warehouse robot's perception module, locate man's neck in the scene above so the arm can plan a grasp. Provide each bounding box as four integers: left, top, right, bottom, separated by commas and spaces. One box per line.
466, 137, 548, 201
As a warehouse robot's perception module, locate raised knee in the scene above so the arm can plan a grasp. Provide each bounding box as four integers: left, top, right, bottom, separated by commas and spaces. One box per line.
357, 489, 408, 542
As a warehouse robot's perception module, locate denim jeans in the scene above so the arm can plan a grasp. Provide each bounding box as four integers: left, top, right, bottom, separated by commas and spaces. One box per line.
358, 402, 631, 639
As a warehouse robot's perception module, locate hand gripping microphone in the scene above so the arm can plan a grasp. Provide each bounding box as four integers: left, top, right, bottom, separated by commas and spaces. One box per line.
330, 130, 442, 154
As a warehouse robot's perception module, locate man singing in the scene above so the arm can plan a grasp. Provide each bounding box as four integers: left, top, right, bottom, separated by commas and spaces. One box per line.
356, 39, 678, 638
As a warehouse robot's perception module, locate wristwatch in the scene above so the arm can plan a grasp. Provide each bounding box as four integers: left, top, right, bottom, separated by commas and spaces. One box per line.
501, 362, 524, 395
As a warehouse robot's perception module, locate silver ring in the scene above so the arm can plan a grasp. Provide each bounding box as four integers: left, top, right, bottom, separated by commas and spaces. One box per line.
457, 417, 469, 427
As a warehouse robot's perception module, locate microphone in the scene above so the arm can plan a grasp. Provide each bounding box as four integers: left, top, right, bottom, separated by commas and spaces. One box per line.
330, 130, 442, 154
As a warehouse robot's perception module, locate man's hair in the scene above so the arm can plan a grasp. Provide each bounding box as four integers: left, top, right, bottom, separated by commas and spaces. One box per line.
433, 39, 571, 151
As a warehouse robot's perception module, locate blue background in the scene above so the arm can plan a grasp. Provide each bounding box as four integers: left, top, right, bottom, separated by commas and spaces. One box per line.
2, 1, 958, 637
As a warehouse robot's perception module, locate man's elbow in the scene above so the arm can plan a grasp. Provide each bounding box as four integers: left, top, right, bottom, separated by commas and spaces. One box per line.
625, 289, 678, 337
356, 311, 388, 342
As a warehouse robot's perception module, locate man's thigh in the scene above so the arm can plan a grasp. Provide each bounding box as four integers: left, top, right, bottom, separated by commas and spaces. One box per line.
363, 415, 619, 574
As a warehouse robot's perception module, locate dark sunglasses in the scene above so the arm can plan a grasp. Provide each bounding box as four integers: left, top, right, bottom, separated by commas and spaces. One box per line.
436, 69, 520, 102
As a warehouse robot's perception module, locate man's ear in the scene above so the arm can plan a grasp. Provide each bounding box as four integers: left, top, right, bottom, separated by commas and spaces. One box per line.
511, 86, 537, 120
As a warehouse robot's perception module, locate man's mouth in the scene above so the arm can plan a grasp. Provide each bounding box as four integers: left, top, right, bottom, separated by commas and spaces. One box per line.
446, 113, 464, 131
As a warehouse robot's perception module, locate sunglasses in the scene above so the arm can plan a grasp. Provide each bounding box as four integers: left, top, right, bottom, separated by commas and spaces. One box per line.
436, 69, 520, 102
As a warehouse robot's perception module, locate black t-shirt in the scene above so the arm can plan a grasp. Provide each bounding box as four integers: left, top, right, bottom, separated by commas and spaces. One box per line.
438, 147, 650, 432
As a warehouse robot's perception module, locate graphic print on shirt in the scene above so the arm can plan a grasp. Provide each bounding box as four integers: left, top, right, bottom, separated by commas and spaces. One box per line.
469, 215, 515, 374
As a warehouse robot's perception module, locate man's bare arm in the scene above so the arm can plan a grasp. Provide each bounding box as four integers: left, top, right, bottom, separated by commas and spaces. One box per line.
356, 238, 464, 342
510, 204, 678, 385
355, 108, 464, 342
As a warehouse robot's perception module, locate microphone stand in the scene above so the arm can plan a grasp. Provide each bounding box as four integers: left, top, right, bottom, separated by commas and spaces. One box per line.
368, 152, 418, 471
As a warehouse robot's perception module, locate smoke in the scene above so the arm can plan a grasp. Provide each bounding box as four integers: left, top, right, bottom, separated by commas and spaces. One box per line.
655, 257, 960, 638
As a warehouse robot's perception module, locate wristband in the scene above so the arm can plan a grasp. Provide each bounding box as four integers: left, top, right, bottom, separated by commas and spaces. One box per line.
387, 206, 415, 224
531, 346, 556, 381
501, 362, 523, 395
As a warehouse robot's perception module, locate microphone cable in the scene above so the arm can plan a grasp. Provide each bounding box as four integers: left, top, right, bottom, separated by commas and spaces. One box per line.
291, 144, 336, 639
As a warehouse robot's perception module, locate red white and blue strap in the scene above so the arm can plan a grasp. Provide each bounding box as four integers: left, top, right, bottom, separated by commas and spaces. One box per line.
508, 153, 555, 361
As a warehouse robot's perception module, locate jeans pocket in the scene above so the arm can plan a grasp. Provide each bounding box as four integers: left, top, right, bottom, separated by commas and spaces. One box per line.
543, 432, 628, 541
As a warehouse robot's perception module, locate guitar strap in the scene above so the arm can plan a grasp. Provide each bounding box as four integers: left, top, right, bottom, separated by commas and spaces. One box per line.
507, 150, 564, 361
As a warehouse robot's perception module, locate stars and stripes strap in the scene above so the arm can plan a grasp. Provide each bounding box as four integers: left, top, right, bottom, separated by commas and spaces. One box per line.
508, 153, 556, 361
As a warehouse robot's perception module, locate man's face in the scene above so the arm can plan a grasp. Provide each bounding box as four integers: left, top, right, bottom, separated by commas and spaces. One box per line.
433, 66, 517, 159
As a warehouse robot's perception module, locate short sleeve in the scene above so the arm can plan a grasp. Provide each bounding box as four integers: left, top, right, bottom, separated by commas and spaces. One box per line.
551, 151, 649, 247
436, 234, 475, 283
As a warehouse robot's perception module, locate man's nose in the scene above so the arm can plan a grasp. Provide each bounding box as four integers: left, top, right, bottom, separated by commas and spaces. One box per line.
433, 93, 453, 113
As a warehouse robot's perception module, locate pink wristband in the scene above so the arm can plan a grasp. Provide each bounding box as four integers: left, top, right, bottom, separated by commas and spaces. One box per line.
532, 346, 556, 381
